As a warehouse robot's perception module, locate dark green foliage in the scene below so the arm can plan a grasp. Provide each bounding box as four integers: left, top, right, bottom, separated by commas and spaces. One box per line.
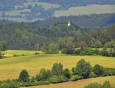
34, 52, 39, 55
63, 68, 71, 79
76, 59, 92, 78
93, 64, 104, 76
19, 70, 29, 82
52, 63, 63, 76
36, 73, 44, 81
0, 51, 2, 59
61, 48, 67, 54
45, 50, 59, 54
0, 41, 6, 51
39, 68, 51, 80
66, 42, 75, 54
104, 68, 115, 76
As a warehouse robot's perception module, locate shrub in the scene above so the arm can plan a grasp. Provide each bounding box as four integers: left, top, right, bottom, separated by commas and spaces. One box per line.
13, 54, 19, 57
93, 64, 104, 76
63, 68, 71, 79
71, 75, 83, 81
45, 50, 59, 54
34, 52, 39, 55
61, 48, 67, 54
36, 73, 44, 81
50, 75, 63, 83
89, 72, 97, 78
19, 70, 29, 82
52, 63, 63, 76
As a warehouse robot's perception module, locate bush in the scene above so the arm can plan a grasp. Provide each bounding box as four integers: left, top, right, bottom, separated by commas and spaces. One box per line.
63, 68, 71, 79
93, 64, 104, 76
50, 75, 63, 83
89, 72, 97, 78
13, 54, 19, 57
19, 70, 29, 82
45, 50, 59, 54
34, 52, 39, 55
36, 73, 44, 81
71, 75, 83, 81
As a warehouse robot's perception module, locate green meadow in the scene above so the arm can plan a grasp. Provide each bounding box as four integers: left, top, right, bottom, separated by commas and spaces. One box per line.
0, 50, 115, 81
54, 5, 115, 17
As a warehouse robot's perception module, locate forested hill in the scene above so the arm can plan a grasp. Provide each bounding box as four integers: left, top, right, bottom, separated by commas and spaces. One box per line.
0, 22, 92, 49
0, 22, 115, 50
32, 13, 115, 27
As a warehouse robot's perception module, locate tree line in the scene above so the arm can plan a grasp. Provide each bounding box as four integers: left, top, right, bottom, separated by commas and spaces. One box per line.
32, 13, 115, 27
0, 59, 115, 87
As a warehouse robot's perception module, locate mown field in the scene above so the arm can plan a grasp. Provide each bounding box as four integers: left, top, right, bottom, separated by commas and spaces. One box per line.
54, 5, 115, 17
0, 50, 115, 81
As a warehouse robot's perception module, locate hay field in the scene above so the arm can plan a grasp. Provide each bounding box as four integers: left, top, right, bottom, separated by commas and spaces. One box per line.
54, 5, 115, 17
0, 50, 115, 81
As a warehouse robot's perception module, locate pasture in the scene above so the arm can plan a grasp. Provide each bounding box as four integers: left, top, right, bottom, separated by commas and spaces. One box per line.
0, 50, 115, 81
54, 5, 115, 17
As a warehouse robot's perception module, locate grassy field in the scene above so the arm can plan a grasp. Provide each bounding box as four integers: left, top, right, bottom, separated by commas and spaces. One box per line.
54, 5, 115, 17
0, 50, 115, 81
23, 2, 60, 10
27, 76, 115, 88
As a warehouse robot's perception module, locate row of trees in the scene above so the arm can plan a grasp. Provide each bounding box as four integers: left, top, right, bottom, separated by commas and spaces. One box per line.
0, 59, 115, 87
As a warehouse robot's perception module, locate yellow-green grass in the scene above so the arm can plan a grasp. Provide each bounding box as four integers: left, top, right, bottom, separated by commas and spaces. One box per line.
54, 5, 115, 17
27, 76, 115, 88
3, 50, 43, 57
0, 50, 115, 80
23, 2, 60, 10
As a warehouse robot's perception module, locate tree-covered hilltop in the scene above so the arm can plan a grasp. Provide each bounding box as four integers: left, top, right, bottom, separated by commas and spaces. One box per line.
0, 22, 93, 49
32, 13, 115, 27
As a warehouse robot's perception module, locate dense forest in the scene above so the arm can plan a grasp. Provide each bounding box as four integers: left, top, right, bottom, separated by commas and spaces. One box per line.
0, 21, 115, 50
32, 13, 115, 27
0, 22, 93, 49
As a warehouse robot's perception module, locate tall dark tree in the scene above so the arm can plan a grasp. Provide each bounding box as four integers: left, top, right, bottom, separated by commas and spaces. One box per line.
19, 70, 29, 82
76, 59, 92, 78
52, 63, 63, 76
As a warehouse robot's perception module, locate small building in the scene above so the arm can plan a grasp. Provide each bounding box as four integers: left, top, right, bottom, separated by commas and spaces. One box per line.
68, 21, 71, 26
